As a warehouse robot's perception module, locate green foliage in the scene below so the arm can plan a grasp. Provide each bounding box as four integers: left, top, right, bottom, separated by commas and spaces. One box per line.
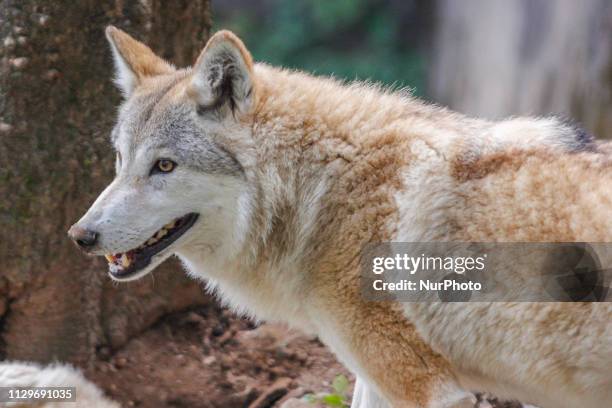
213, 0, 427, 96
302, 374, 351, 407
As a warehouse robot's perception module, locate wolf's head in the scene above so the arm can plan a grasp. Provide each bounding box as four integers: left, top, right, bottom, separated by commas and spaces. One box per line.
68, 27, 256, 281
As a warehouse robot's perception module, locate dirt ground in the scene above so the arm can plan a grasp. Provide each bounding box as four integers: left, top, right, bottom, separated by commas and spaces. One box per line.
85, 303, 524, 408
86, 303, 352, 408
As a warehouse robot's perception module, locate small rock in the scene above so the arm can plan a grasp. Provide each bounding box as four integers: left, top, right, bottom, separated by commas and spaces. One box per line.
38, 15, 50, 26
114, 357, 128, 368
202, 355, 216, 365
17, 36, 27, 46
0, 122, 13, 133
3, 36, 15, 50
184, 311, 205, 324
44, 69, 60, 81
175, 353, 187, 366
9, 57, 28, 70
143, 385, 156, 395
294, 351, 308, 362
218, 329, 234, 346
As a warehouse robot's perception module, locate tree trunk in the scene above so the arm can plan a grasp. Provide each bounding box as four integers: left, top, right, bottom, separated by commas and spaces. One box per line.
0, 0, 212, 366
430, 0, 611, 138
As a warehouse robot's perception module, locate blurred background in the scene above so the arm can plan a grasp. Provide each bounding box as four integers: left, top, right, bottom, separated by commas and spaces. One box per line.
213, 0, 611, 135
0, 1, 610, 407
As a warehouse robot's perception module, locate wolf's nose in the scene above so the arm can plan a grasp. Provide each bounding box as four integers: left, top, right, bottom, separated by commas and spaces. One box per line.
68, 225, 99, 250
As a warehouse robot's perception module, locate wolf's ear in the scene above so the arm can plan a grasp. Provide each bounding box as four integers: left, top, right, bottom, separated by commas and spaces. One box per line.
105, 26, 175, 97
189, 30, 255, 116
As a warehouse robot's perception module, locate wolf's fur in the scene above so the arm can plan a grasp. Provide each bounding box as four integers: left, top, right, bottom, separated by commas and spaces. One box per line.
0, 362, 119, 407
70, 28, 612, 408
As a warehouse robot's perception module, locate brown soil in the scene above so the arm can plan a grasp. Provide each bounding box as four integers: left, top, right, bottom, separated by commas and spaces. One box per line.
85, 303, 523, 408
86, 303, 352, 408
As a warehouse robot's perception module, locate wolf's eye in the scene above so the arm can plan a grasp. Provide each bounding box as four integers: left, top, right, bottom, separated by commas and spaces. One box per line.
152, 159, 176, 174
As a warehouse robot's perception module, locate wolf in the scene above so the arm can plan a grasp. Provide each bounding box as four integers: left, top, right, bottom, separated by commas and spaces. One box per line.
67, 27, 612, 408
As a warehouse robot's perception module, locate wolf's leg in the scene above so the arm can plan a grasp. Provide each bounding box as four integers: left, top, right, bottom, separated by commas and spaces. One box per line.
350, 376, 475, 408
315, 296, 477, 408
350, 377, 391, 408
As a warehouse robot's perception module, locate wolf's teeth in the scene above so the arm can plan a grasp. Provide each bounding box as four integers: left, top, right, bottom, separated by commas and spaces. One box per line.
121, 254, 130, 268
156, 229, 167, 239
146, 238, 157, 246
166, 220, 176, 229
105, 254, 113, 262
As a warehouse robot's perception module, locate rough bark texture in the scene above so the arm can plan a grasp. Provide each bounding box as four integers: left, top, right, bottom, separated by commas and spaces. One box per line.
0, 0, 212, 365
430, 0, 611, 138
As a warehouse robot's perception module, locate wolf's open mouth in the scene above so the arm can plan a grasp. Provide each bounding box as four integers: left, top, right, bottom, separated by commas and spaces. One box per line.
105, 213, 199, 278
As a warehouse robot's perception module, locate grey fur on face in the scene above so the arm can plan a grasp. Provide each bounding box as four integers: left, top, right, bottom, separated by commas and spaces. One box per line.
148, 105, 244, 176
111, 74, 244, 178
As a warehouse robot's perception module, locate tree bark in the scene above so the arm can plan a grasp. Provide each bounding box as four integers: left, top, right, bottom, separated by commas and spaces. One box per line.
430, 0, 611, 137
0, 0, 212, 366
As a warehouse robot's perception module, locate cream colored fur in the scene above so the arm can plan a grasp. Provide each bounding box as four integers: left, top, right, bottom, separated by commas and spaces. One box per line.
69, 28, 612, 408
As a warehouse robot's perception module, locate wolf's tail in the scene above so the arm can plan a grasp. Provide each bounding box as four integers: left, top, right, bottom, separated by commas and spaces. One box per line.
0, 361, 119, 407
